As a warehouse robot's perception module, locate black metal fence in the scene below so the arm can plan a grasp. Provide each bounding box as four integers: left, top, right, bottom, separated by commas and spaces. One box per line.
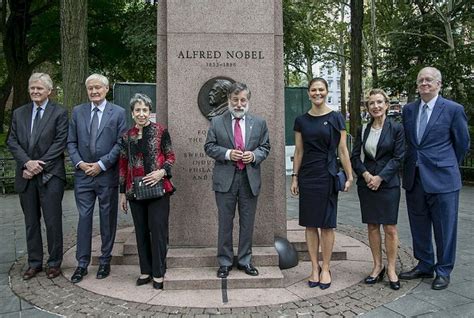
0, 157, 76, 194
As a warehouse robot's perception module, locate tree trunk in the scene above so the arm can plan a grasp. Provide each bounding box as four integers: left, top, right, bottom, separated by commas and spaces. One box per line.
305, 53, 313, 83
339, 2, 347, 118
60, 0, 88, 110
370, 0, 378, 87
3, 0, 32, 110
349, 0, 363, 137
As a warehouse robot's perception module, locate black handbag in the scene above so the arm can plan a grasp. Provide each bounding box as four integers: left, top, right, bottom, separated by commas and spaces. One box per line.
128, 139, 166, 200
132, 177, 165, 200
335, 171, 347, 192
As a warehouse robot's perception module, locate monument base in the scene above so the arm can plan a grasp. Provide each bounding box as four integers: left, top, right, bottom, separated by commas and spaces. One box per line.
88, 221, 348, 290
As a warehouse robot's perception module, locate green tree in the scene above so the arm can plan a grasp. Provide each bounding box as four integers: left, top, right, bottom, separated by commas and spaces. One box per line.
0, 0, 60, 136
88, 0, 156, 83
374, 0, 473, 118
283, 0, 341, 86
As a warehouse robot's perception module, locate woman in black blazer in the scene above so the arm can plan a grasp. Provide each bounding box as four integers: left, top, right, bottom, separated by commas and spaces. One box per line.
351, 89, 405, 290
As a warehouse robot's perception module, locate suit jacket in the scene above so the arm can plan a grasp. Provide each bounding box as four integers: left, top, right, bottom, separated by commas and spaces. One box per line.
351, 118, 405, 188
402, 95, 470, 193
204, 111, 271, 196
67, 101, 127, 186
8, 101, 69, 193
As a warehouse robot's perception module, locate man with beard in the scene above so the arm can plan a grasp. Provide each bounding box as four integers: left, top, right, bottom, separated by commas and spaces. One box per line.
204, 82, 271, 278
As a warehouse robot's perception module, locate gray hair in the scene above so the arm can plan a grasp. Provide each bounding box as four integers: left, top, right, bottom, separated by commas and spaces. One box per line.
85, 74, 109, 87
227, 82, 251, 100
130, 93, 153, 112
29, 73, 53, 90
418, 67, 442, 83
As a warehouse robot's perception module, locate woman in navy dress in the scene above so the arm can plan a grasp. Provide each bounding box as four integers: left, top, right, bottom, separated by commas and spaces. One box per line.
351, 89, 404, 290
290, 78, 353, 290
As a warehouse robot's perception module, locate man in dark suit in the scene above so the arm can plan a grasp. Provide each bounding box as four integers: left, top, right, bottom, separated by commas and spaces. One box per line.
400, 67, 470, 290
204, 82, 271, 278
8, 73, 68, 280
67, 74, 127, 283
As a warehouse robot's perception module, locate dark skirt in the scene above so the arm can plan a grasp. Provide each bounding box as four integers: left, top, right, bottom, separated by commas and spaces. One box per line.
298, 174, 338, 228
357, 186, 400, 225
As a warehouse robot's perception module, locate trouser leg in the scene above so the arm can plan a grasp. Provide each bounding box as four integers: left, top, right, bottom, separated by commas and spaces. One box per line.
40, 176, 65, 268
19, 178, 43, 269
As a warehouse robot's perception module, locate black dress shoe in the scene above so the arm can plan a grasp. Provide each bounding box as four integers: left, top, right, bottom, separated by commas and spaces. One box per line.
217, 266, 232, 278
399, 267, 434, 280
71, 267, 88, 283
237, 264, 259, 276
96, 264, 111, 279
432, 275, 450, 290
389, 280, 401, 290
153, 280, 164, 289
23, 267, 42, 280
136, 275, 152, 286
365, 266, 385, 284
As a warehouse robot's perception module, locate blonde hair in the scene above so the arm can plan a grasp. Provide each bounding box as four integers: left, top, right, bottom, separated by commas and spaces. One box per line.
368, 88, 389, 103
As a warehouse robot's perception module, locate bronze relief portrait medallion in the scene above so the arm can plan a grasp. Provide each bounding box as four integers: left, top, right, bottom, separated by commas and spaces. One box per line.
198, 77, 235, 120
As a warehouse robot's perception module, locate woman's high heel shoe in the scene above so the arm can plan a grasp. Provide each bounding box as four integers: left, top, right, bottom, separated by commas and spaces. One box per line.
364, 266, 385, 284
319, 270, 332, 290
308, 280, 320, 288
308, 265, 321, 288
389, 280, 401, 290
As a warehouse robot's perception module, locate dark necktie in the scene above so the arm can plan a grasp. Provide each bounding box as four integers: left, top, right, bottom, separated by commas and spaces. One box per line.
89, 107, 99, 156
29, 106, 42, 153
234, 118, 245, 170
417, 104, 428, 143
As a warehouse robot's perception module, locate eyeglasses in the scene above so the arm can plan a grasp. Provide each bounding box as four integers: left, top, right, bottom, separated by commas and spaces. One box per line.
416, 78, 437, 85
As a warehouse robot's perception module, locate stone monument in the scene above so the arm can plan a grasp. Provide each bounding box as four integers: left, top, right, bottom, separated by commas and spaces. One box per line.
156, 0, 285, 264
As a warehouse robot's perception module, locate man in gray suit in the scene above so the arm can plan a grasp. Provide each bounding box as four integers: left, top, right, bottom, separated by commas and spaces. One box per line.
204, 82, 270, 278
8, 73, 68, 280
67, 74, 127, 283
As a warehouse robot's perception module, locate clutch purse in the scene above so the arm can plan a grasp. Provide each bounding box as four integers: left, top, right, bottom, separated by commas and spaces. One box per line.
335, 171, 347, 192
132, 177, 166, 200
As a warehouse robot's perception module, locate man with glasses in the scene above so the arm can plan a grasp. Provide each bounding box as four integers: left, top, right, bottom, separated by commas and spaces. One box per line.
400, 67, 470, 290
204, 82, 270, 278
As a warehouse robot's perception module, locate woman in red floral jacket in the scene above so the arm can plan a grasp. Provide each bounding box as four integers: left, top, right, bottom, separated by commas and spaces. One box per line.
119, 93, 175, 289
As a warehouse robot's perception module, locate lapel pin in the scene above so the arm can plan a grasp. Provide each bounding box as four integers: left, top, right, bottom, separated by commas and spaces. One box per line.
324, 121, 328, 125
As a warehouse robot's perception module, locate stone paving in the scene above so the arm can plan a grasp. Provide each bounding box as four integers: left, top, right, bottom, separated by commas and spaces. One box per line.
1, 179, 473, 317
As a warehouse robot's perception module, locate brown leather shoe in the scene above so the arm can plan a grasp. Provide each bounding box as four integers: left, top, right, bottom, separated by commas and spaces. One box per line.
23, 267, 42, 280
46, 267, 61, 279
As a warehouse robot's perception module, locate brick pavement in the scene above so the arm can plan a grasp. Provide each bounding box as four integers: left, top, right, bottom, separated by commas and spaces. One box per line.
1, 181, 473, 317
